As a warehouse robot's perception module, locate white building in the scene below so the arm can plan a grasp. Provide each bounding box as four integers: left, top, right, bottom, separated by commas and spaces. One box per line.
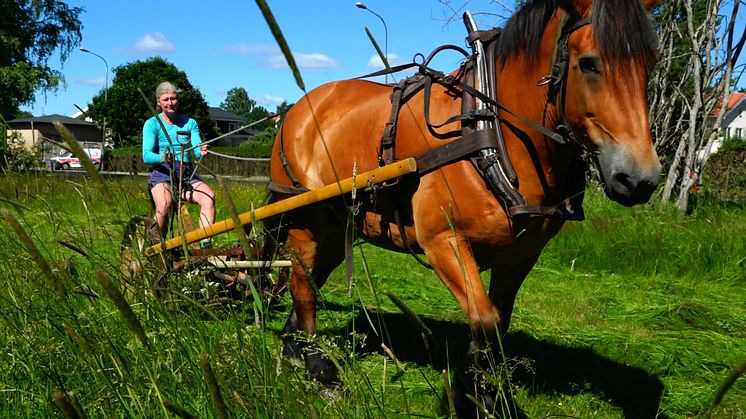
716, 92, 746, 153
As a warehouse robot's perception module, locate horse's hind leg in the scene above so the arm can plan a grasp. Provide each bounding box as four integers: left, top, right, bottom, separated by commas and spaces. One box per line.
280, 208, 346, 387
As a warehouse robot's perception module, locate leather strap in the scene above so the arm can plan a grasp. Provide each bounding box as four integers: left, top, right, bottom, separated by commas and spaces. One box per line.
268, 181, 309, 196
416, 129, 499, 175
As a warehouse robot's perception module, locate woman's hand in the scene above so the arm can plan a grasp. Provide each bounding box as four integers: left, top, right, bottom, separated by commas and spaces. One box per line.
200, 143, 209, 156
162, 149, 174, 164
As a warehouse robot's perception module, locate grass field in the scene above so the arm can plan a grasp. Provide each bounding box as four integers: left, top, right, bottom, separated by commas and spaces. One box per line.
0, 172, 743, 418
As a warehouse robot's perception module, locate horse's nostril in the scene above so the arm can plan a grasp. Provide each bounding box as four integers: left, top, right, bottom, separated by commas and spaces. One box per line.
614, 172, 632, 188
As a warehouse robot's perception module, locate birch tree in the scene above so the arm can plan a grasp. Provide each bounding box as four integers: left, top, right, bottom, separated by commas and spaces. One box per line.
650, 0, 744, 212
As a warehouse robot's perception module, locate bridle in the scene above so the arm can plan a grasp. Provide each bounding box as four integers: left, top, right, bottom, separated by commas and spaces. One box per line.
537, 15, 593, 147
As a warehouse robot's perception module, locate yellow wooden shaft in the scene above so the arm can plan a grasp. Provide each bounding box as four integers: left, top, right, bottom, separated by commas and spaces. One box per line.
145, 158, 417, 256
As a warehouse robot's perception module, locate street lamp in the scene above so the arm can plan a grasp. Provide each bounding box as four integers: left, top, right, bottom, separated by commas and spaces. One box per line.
355, 2, 389, 83
80, 47, 109, 158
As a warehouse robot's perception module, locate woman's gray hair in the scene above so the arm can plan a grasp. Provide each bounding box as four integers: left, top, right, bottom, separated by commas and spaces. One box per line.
155, 81, 180, 99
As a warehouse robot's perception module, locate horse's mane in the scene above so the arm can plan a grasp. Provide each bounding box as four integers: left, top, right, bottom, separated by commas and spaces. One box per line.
496, 0, 658, 76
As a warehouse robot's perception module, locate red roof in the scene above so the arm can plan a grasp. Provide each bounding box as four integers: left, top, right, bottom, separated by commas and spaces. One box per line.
710, 92, 745, 119
726, 92, 745, 110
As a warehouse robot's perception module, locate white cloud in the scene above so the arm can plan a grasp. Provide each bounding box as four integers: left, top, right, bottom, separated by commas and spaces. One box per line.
219, 43, 279, 55
258, 94, 285, 106
366, 53, 401, 69
133, 32, 175, 54
78, 77, 105, 87
268, 52, 339, 70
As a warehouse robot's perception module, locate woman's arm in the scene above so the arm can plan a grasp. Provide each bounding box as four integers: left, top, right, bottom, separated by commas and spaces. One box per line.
142, 118, 164, 164
189, 118, 204, 159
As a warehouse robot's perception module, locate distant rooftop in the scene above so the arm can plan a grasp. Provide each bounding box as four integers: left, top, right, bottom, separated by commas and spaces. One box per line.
726, 92, 745, 110
209, 107, 244, 122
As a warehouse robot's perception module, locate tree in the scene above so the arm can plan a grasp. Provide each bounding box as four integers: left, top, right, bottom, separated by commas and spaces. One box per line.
0, 0, 83, 118
649, 0, 745, 212
276, 100, 293, 119
219, 87, 271, 130
86, 57, 217, 148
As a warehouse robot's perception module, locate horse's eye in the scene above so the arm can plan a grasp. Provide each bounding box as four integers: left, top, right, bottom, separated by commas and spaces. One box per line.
579, 56, 601, 75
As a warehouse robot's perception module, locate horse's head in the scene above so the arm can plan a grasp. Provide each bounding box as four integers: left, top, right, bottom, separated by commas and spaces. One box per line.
558, 0, 661, 206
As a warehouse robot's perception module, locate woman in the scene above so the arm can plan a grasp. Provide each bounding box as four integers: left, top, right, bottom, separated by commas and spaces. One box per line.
142, 81, 215, 246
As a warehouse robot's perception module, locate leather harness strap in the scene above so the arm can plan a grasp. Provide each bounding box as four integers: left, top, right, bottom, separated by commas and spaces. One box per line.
276, 124, 304, 189
415, 129, 501, 175
267, 181, 309, 196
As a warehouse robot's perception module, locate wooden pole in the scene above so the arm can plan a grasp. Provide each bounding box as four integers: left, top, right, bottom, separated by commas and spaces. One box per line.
145, 158, 417, 256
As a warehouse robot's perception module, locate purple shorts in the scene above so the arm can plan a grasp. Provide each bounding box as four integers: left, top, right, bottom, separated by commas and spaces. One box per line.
147, 162, 204, 190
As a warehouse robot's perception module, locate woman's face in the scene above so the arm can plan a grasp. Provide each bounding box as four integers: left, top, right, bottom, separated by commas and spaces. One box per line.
158, 91, 179, 114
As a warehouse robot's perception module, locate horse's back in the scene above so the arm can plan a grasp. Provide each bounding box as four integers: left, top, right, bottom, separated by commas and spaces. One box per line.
271, 79, 394, 190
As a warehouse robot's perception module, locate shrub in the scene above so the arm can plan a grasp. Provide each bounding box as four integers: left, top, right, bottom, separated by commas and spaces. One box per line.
0, 130, 42, 172
701, 137, 746, 205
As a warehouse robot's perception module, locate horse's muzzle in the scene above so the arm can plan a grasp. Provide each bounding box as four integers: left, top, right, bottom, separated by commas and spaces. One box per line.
597, 147, 661, 206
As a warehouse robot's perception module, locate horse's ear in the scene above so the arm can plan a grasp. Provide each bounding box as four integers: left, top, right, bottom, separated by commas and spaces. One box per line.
641, 0, 659, 10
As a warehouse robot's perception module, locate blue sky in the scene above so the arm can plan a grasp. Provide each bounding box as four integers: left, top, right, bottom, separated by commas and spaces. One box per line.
24, 0, 505, 116
23, 0, 746, 117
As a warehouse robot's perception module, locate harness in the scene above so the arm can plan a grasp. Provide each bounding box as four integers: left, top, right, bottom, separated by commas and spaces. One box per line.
361, 12, 591, 219
270, 12, 592, 268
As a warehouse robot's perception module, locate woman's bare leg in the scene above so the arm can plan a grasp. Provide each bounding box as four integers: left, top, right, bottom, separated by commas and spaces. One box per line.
150, 182, 173, 236
183, 181, 215, 229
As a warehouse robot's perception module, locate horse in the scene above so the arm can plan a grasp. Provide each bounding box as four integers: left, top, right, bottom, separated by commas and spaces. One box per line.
267, 0, 661, 416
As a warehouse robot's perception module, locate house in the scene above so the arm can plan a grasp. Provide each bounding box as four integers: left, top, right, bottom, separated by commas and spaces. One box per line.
720, 92, 746, 146
689, 91, 746, 189
208, 107, 257, 147
70, 106, 94, 122
5, 115, 103, 160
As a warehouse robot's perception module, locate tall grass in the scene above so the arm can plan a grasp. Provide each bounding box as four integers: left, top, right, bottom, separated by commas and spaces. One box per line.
0, 172, 743, 417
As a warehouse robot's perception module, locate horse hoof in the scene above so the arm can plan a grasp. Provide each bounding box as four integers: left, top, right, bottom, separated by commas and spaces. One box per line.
318, 387, 339, 401
305, 351, 340, 388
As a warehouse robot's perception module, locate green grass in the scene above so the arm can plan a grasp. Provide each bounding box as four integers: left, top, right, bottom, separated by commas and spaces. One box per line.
0, 173, 743, 418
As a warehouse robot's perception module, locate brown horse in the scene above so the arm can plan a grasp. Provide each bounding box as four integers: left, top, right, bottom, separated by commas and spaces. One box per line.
268, 0, 660, 415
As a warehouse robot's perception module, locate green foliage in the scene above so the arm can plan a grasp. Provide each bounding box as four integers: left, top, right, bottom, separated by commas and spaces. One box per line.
208, 126, 277, 159
700, 137, 746, 205
106, 145, 140, 158
275, 100, 293, 124
219, 87, 271, 131
715, 136, 746, 154
86, 57, 218, 148
0, 131, 41, 172
0, 116, 41, 171
0, 0, 83, 117
234, 126, 277, 158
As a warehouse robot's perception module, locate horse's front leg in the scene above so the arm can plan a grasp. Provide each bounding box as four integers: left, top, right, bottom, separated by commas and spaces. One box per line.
423, 233, 517, 418
488, 253, 541, 334
425, 233, 501, 344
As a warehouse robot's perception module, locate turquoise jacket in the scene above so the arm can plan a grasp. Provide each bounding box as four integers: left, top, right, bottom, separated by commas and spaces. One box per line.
142, 114, 203, 164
